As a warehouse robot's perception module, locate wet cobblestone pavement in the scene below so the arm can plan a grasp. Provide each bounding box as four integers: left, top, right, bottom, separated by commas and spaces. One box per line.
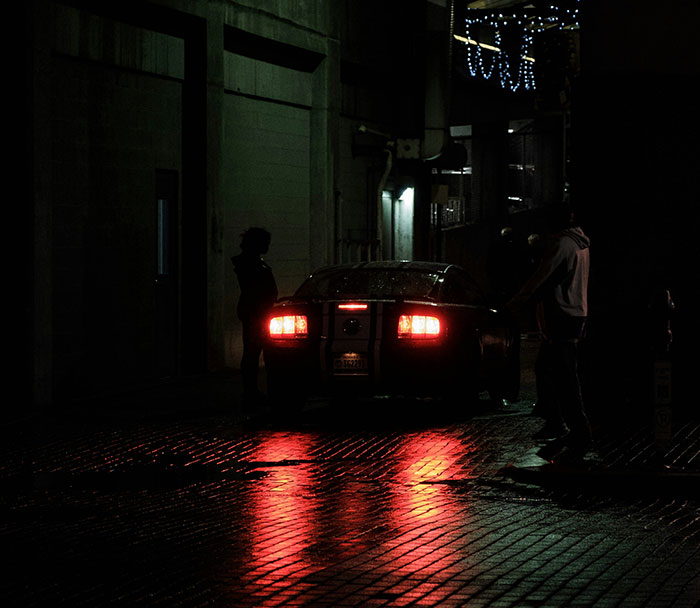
2, 390, 699, 608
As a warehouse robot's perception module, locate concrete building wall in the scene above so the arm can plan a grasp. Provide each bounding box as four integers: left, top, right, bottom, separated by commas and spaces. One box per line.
44, 4, 185, 400
218, 3, 335, 370
29, 0, 347, 404
27, 0, 435, 407
222, 78, 312, 368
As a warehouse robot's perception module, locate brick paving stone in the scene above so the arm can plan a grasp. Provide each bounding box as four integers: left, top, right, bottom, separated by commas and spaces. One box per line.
2, 395, 700, 607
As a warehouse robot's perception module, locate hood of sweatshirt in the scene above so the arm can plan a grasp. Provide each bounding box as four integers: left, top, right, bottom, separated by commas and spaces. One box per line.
561, 226, 590, 250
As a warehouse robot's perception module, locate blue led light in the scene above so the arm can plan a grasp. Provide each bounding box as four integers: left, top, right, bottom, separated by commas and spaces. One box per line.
460, 0, 580, 93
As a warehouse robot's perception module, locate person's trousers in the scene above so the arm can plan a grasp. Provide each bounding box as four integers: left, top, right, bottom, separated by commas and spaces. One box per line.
536, 338, 592, 447
241, 321, 264, 399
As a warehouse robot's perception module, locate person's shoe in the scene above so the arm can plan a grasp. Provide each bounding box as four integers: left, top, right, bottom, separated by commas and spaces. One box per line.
535, 429, 579, 461
536, 441, 566, 462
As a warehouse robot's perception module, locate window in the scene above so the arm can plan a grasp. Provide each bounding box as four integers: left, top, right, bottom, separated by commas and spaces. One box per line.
157, 198, 170, 276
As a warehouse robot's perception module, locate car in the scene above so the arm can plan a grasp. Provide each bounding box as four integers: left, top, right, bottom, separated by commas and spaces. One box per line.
263, 260, 520, 408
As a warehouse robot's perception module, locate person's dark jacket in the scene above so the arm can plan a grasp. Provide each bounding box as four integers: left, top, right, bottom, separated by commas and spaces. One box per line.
506, 226, 590, 340
231, 253, 278, 323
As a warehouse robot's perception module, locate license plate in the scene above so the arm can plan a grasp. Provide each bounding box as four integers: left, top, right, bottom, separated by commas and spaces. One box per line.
333, 353, 368, 373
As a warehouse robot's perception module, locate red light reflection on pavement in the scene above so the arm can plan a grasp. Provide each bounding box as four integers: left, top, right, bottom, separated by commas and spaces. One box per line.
236, 429, 478, 606
240, 433, 319, 602
382, 431, 476, 604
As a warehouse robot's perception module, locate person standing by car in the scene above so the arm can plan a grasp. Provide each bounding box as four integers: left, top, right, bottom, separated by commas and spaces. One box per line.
506, 205, 593, 460
232, 227, 278, 409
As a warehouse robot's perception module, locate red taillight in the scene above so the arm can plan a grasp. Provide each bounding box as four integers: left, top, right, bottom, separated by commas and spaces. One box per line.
398, 314, 441, 338
338, 303, 368, 310
269, 315, 308, 338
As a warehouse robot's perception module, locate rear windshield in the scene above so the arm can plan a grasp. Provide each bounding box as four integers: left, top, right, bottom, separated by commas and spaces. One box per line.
295, 269, 442, 300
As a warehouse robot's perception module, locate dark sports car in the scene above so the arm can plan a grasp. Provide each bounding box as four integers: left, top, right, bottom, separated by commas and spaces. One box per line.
263, 261, 519, 407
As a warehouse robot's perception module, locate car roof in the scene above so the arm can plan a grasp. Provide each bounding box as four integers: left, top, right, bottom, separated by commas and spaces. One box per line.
307, 260, 460, 276
288, 260, 486, 304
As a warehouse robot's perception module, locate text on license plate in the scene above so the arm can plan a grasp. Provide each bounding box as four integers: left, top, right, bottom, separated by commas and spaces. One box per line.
333, 353, 368, 372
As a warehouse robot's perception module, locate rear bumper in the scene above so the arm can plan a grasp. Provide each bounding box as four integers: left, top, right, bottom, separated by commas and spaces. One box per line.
264, 342, 469, 399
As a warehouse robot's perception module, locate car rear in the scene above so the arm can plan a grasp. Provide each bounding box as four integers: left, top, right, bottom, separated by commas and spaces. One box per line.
263, 266, 480, 403
326, 299, 463, 395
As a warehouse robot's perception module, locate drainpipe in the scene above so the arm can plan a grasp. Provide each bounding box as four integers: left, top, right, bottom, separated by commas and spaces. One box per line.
423, 0, 452, 161
358, 125, 394, 261
376, 145, 393, 260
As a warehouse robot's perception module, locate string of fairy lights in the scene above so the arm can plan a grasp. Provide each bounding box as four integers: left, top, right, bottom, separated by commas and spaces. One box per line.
455, 1, 581, 93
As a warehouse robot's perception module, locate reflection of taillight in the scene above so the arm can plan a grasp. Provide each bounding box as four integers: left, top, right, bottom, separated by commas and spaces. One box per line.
398, 315, 441, 338
269, 315, 308, 338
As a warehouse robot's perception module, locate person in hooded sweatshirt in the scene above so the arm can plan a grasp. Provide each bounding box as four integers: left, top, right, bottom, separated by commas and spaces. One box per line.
232, 227, 278, 408
506, 204, 593, 459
